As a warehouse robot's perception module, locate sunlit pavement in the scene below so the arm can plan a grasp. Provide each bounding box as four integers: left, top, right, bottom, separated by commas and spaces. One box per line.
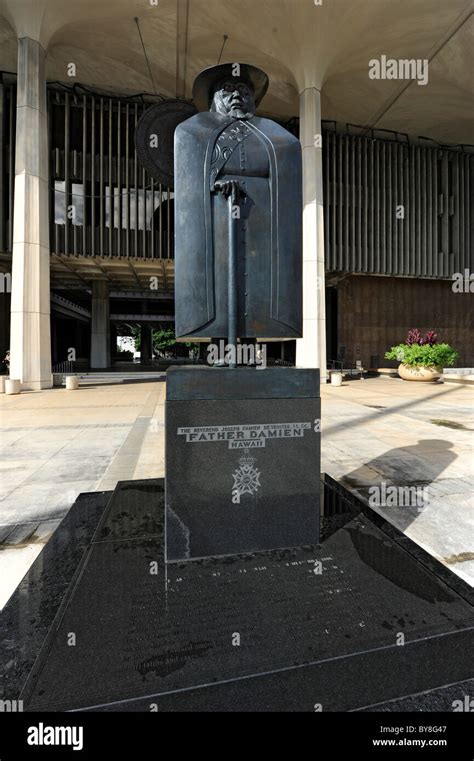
0, 381, 165, 608
0, 374, 472, 608
321, 376, 473, 586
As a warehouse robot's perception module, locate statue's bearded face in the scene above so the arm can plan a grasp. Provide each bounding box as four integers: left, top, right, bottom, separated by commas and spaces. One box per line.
210, 80, 256, 118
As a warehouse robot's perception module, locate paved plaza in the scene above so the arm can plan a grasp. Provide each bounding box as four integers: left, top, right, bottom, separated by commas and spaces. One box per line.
0, 375, 472, 608
321, 377, 473, 587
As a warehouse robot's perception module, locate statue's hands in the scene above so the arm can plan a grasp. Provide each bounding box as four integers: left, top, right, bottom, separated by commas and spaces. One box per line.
213, 180, 240, 202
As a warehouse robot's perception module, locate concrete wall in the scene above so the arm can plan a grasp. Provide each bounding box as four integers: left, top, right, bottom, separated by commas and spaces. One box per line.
337, 275, 473, 368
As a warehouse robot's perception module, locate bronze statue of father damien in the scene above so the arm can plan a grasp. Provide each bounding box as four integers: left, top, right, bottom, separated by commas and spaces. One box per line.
174, 63, 302, 342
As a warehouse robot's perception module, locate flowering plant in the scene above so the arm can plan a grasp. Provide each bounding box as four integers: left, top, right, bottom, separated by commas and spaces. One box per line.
406, 329, 438, 346
385, 331, 457, 369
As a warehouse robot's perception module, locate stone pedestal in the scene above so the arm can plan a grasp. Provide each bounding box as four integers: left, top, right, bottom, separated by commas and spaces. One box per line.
165, 367, 320, 561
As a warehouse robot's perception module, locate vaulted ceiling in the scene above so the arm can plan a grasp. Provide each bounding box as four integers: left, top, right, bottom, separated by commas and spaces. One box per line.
0, 0, 472, 143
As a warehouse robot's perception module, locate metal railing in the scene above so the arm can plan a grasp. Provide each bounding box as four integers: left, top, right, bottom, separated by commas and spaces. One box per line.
52, 360, 76, 374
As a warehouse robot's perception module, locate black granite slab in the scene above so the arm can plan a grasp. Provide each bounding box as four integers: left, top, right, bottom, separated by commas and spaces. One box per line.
1, 477, 473, 713
361, 678, 474, 712
81, 629, 474, 712
166, 367, 320, 560
0, 479, 467, 712
95, 479, 164, 542
0, 491, 111, 702
322, 474, 474, 607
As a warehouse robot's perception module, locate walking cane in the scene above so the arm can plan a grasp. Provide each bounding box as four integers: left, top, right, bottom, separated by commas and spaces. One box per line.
227, 183, 239, 369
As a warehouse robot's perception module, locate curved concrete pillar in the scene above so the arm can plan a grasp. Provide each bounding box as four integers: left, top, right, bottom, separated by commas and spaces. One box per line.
0, 0, 53, 50
9, 35, 52, 389
296, 86, 327, 382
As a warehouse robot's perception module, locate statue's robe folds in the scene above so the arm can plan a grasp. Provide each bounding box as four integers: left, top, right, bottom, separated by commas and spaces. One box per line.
174, 112, 302, 340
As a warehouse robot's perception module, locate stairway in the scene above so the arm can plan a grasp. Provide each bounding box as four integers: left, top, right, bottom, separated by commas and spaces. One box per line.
59, 371, 166, 386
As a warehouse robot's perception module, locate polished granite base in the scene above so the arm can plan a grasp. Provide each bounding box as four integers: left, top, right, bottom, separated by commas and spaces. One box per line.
0, 476, 472, 712
166, 367, 320, 560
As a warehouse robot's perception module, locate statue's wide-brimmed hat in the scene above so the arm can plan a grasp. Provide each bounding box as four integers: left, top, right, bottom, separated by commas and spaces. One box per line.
192, 63, 269, 111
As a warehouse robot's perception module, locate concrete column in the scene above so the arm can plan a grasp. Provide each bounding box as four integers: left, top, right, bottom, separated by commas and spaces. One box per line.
110, 322, 117, 360
296, 87, 327, 382
9, 37, 52, 389
140, 324, 153, 365
90, 281, 110, 368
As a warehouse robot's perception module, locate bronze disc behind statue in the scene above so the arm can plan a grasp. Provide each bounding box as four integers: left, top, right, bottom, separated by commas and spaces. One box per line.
135, 100, 197, 189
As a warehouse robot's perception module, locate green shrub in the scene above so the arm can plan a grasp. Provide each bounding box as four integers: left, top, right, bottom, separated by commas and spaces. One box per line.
153, 328, 177, 353
385, 342, 458, 369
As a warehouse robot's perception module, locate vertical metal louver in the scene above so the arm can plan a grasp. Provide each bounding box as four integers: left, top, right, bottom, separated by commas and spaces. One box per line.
0, 80, 16, 254
48, 88, 174, 260
323, 130, 474, 278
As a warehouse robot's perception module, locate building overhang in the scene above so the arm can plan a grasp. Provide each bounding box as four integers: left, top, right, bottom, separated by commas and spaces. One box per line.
50, 253, 174, 293
0, 0, 472, 144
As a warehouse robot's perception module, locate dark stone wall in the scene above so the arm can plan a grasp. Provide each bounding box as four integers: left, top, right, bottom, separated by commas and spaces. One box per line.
337, 275, 473, 368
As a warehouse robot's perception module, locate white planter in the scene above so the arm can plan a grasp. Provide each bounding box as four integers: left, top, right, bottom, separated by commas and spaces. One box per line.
331, 371, 343, 387
65, 375, 79, 390
0, 376, 9, 393
398, 363, 441, 382
5, 379, 20, 395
